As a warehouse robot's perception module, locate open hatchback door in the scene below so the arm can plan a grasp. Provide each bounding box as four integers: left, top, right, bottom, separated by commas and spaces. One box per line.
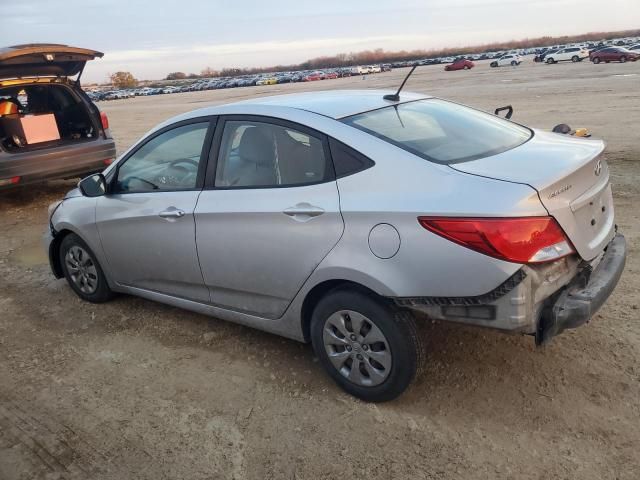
0, 44, 103, 82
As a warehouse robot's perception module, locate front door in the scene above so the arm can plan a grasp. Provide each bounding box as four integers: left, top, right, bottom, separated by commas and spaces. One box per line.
195, 117, 344, 318
96, 120, 212, 302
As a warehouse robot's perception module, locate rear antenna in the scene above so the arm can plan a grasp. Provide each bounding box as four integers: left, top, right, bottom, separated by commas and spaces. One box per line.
383, 64, 417, 102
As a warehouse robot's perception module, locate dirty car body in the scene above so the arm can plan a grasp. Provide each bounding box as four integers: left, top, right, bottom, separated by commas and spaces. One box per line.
0, 44, 115, 189
45, 90, 626, 400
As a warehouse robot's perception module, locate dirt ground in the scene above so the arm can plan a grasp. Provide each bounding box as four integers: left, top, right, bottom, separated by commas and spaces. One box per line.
1, 59, 639, 480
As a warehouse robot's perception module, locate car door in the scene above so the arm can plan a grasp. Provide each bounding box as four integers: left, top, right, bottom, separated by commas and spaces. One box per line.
194, 116, 344, 319
95, 118, 214, 302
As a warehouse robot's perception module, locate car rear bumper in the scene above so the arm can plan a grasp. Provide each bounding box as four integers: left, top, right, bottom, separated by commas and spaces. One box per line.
395, 234, 625, 344
537, 233, 626, 344
0, 139, 115, 189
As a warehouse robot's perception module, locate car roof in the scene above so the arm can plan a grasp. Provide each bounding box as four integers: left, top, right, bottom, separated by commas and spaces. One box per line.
227, 89, 429, 119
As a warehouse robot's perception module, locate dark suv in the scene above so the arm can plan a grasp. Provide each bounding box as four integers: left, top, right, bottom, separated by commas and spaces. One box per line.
0, 44, 116, 189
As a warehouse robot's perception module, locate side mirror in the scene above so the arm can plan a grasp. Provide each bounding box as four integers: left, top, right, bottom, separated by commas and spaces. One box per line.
78, 173, 107, 197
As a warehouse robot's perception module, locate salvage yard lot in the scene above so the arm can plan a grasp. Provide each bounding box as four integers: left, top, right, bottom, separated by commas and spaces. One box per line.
1, 59, 639, 479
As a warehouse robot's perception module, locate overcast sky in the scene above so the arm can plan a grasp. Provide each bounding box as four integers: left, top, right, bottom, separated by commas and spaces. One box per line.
5, 0, 640, 82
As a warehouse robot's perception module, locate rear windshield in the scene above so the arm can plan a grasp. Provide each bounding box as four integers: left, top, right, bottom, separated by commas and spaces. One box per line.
341, 99, 532, 164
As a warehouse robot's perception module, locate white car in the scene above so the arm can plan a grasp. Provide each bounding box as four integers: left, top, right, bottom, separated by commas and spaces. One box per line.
490, 54, 522, 67
545, 47, 590, 63
352, 66, 369, 75
368, 65, 382, 73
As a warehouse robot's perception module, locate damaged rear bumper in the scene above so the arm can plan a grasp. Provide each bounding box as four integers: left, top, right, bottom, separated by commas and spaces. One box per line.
537, 233, 626, 344
394, 233, 626, 344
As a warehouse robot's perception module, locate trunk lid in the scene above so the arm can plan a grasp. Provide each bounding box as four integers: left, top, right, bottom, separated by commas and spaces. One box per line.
0, 44, 103, 81
450, 129, 615, 260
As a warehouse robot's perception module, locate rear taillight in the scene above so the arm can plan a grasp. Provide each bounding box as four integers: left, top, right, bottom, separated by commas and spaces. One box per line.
100, 111, 109, 130
418, 216, 574, 264
0, 176, 20, 187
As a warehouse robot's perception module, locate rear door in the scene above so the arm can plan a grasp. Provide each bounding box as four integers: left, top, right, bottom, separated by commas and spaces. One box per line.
194, 116, 344, 319
96, 118, 214, 301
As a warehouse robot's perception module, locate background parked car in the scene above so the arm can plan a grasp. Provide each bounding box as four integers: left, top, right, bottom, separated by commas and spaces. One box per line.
545, 47, 589, 63
490, 54, 522, 67
444, 58, 474, 71
590, 47, 640, 63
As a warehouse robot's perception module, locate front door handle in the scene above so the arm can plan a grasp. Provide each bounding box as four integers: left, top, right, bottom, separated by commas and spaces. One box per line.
283, 203, 325, 222
159, 207, 185, 219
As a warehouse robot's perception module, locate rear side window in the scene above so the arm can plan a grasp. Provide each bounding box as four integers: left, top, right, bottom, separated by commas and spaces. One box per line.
329, 139, 375, 178
341, 99, 532, 164
215, 120, 330, 188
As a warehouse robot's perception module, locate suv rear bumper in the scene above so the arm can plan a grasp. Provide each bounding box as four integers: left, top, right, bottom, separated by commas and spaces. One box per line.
537, 233, 626, 344
0, 139, 115, 189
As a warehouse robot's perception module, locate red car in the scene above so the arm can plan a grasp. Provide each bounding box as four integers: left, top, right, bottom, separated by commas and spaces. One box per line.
445, 58, 474, 71
324, 72, 339, 79
590, 47, 639, 64
303, 71, 326, 81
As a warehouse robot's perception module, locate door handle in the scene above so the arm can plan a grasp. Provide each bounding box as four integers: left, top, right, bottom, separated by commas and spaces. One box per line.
283, 203, 325, 221
159, 207, 185, 219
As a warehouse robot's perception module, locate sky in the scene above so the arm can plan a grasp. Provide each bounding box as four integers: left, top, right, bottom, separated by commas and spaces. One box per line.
4, 0, 640, 82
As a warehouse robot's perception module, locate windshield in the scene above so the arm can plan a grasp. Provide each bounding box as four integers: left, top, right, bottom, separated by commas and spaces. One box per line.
341, 99, 532, 164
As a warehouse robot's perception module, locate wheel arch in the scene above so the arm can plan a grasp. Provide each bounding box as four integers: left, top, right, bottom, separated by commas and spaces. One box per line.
300, 279, 387, 343
48, 228, 77, 278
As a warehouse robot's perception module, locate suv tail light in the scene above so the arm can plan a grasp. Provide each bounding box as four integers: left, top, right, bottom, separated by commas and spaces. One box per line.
418, 216, 574, 264
100, 111, 109, 130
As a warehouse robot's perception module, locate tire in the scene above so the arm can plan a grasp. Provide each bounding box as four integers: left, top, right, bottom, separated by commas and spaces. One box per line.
59, 233, 114, 303
511, 60, 517, 66
620, 56, 627, 63
490, 62, 497, 68
463, 65, 470, 70
571, 55, 580, 62
310, 288, 423, 402
546, 57, 555, 64
593, 57, 601, 64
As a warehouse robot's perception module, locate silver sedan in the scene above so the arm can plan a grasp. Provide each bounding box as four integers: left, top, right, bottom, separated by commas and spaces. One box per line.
45, 90, 626, 401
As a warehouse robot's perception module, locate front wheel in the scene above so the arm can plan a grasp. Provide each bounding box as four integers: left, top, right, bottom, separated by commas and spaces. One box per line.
546, 57, 555, 64
490, 62, 497, 68
60, 233, 114, 303
593, 57, 601, 64
571, 55, 580, 62
620, 56, 627, 63
310, 288, 423, 402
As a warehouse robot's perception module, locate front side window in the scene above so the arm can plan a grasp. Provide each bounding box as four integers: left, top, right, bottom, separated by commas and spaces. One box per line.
342, 99, 532, 164
215, 120, 329, 188
116, 122, 208, 193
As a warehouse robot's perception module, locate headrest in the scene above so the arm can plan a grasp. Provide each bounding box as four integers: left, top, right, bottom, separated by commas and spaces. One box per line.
238, 126, 275, 167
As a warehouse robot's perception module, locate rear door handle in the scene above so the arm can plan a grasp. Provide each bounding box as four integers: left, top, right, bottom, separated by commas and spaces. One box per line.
159, 207, 185, 219
283, 203, 325, 221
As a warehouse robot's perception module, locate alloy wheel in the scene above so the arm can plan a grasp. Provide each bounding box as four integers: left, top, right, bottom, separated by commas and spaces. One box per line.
322, 310, 392, 387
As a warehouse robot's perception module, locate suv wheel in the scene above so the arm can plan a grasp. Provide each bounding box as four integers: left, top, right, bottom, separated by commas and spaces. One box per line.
310, 288, 423, 402
546, 57, 555, 64
60, 233, 114, 303
571, 55, 580, 62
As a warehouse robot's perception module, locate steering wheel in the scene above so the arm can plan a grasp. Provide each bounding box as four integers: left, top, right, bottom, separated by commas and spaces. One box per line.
169, 158, 199, 169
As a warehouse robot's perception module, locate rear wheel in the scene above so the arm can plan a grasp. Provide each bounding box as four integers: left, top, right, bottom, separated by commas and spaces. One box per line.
511, 60, 517, 66
490, 61, 497, 68
60, 233, 113, 303
463, 65, 470, 70
571, 55, 580, 62
546, 57, 555, 64
310, 288, 423, 402
620, 56, 627, 63
593, 57, 601, 64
